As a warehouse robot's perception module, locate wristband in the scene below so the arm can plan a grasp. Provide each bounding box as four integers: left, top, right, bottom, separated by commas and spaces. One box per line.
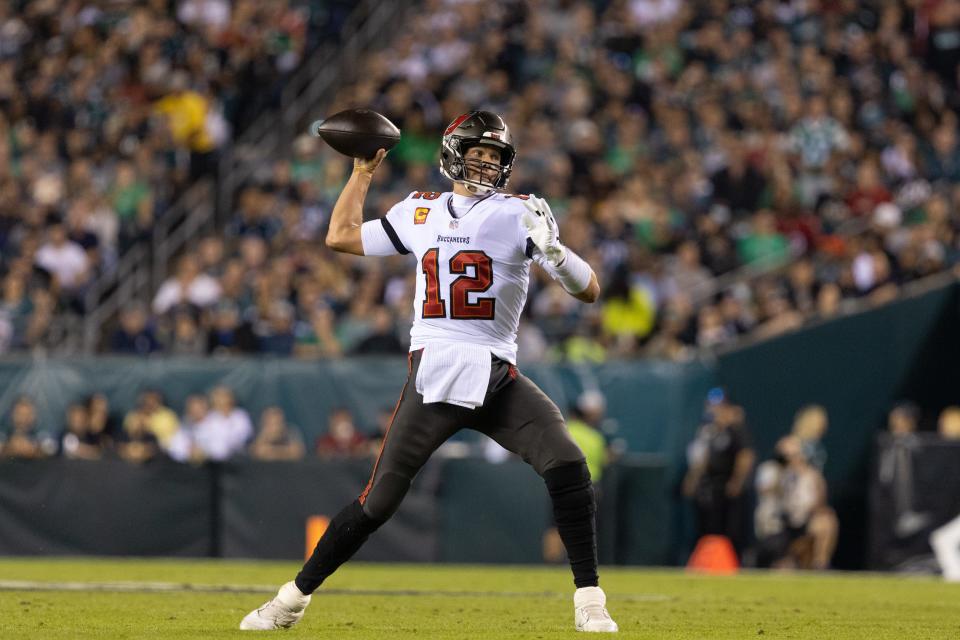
553, 248, 593, 294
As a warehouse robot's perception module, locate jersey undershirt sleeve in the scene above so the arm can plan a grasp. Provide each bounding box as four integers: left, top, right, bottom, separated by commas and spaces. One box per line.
361, 201, 411, 256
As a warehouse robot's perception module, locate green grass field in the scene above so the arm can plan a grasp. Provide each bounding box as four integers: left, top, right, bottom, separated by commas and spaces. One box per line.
0, 559, 958, 639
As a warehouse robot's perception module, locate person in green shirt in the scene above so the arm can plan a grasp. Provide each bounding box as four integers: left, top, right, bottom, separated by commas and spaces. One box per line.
544, 390, 612, 563
565, 390, 610, 484
391, 110, 440, 167
737, 210, 790, 267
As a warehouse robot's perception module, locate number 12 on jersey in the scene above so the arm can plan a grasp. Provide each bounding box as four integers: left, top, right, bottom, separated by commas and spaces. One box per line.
421, 248, 496, 320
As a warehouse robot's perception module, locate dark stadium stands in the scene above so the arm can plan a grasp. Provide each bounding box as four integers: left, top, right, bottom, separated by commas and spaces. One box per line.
1, 1, 959, 363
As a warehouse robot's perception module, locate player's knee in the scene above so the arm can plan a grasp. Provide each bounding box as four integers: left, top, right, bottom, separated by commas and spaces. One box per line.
542, 460, 594, 509
360, 472, 411, 523
543, 459, 591, 488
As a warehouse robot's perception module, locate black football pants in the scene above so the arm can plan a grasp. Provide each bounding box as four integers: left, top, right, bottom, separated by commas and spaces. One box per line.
296, 349, 598, 592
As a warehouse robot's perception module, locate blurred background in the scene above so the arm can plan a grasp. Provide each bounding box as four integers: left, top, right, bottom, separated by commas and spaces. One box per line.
1, 0, 959, 575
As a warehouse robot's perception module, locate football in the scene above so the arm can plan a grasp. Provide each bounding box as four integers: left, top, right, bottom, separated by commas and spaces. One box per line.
310, 108, 401, 159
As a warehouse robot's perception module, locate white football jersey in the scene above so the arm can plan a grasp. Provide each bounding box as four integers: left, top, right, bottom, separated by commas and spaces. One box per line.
361, 190, 551, 363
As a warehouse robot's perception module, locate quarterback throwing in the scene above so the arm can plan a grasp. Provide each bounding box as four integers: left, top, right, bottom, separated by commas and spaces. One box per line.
240, 111, 618, 633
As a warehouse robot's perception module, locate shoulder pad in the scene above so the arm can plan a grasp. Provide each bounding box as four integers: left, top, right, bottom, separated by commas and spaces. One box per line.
408, 190, 446, 201
494, 193, 531, 215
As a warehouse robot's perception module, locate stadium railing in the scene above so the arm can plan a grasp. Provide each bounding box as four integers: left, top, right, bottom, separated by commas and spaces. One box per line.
76, 181, 215, 353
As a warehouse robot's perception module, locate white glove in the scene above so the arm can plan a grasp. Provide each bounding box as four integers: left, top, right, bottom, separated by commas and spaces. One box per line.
522, 195, 566, 267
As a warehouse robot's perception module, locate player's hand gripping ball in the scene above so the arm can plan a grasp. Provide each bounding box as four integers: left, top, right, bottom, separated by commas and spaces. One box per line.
522, 195, 567, 267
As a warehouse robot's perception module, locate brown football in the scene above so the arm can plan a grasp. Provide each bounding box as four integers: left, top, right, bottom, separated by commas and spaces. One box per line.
310, 108, 401, 159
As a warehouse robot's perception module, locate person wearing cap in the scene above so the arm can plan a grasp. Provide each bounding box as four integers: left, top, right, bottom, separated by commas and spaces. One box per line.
683, 387, 756, 557
565, 390, 612, 486
887, 402, 920, 438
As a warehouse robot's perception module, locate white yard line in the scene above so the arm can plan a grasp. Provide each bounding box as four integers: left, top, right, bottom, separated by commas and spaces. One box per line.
0, 579, 671, 601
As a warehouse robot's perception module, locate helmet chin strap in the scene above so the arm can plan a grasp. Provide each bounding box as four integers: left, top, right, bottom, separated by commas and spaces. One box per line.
463, 181, 494, 196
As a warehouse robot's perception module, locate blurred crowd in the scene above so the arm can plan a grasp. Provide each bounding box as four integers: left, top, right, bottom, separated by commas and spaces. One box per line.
0, 0, 350, 353
3, 1, 960, 359
0, 384, 623, 464
0, 387, 395, 463
116, 0, 960, 362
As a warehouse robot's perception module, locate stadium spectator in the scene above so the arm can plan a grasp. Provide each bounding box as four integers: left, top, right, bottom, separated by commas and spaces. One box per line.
111, 303, 162, 355
34, 217, 90, 297
0, 395, 53, 459
565, 391, 613, 486
116, 409, 161, 464
600, 266, 655, 355
167, 394, 212, 464
124, 390, 180, 450
249, 407, 306, 461
316, 408, 368, 459
683, 388, 755, 556
163, 307, 207, 356
152, 255, 222, 316
543, 389, 615, 564
937, 406, 960, 440
116, 400, 162, 464
229, 187, 283, 241
206, 301, 258, 355
110, 161, 155, 252
153, 71, 224, 180
351, 306, 404, 355
887, 401, 920, 438
293, 304, 344, 359
256, 300, 297, 356
59, 402, 103, 460
791, 404, 829, 473
200, 385, 253, 460
0, 275, 33, 352
86, 393, 115, 449
754, 435, 838, 570
876, 401, 929, 546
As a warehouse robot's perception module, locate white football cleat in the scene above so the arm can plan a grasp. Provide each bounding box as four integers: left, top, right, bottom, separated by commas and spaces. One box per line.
574, 586, 619, 632
240, 581, 311, 631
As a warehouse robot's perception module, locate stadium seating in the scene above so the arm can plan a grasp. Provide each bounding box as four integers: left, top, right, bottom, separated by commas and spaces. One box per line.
2, 1, 960, 363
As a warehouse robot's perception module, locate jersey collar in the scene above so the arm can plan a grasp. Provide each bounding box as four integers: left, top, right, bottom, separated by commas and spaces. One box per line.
446, 191, 495, 220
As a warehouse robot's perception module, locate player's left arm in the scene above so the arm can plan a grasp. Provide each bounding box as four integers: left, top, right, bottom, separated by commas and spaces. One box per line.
547, 264, 599, 303
523, 195, 600, 303
572, 270, 600, 303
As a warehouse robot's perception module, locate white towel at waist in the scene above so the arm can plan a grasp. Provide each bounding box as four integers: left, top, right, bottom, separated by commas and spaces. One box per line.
415, 342, 492, 409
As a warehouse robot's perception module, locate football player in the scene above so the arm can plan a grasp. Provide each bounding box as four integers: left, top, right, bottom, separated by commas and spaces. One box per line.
241, 111, 618, 633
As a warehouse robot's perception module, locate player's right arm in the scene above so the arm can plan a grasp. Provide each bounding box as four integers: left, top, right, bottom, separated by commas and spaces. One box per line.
325, 149, 386, 255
